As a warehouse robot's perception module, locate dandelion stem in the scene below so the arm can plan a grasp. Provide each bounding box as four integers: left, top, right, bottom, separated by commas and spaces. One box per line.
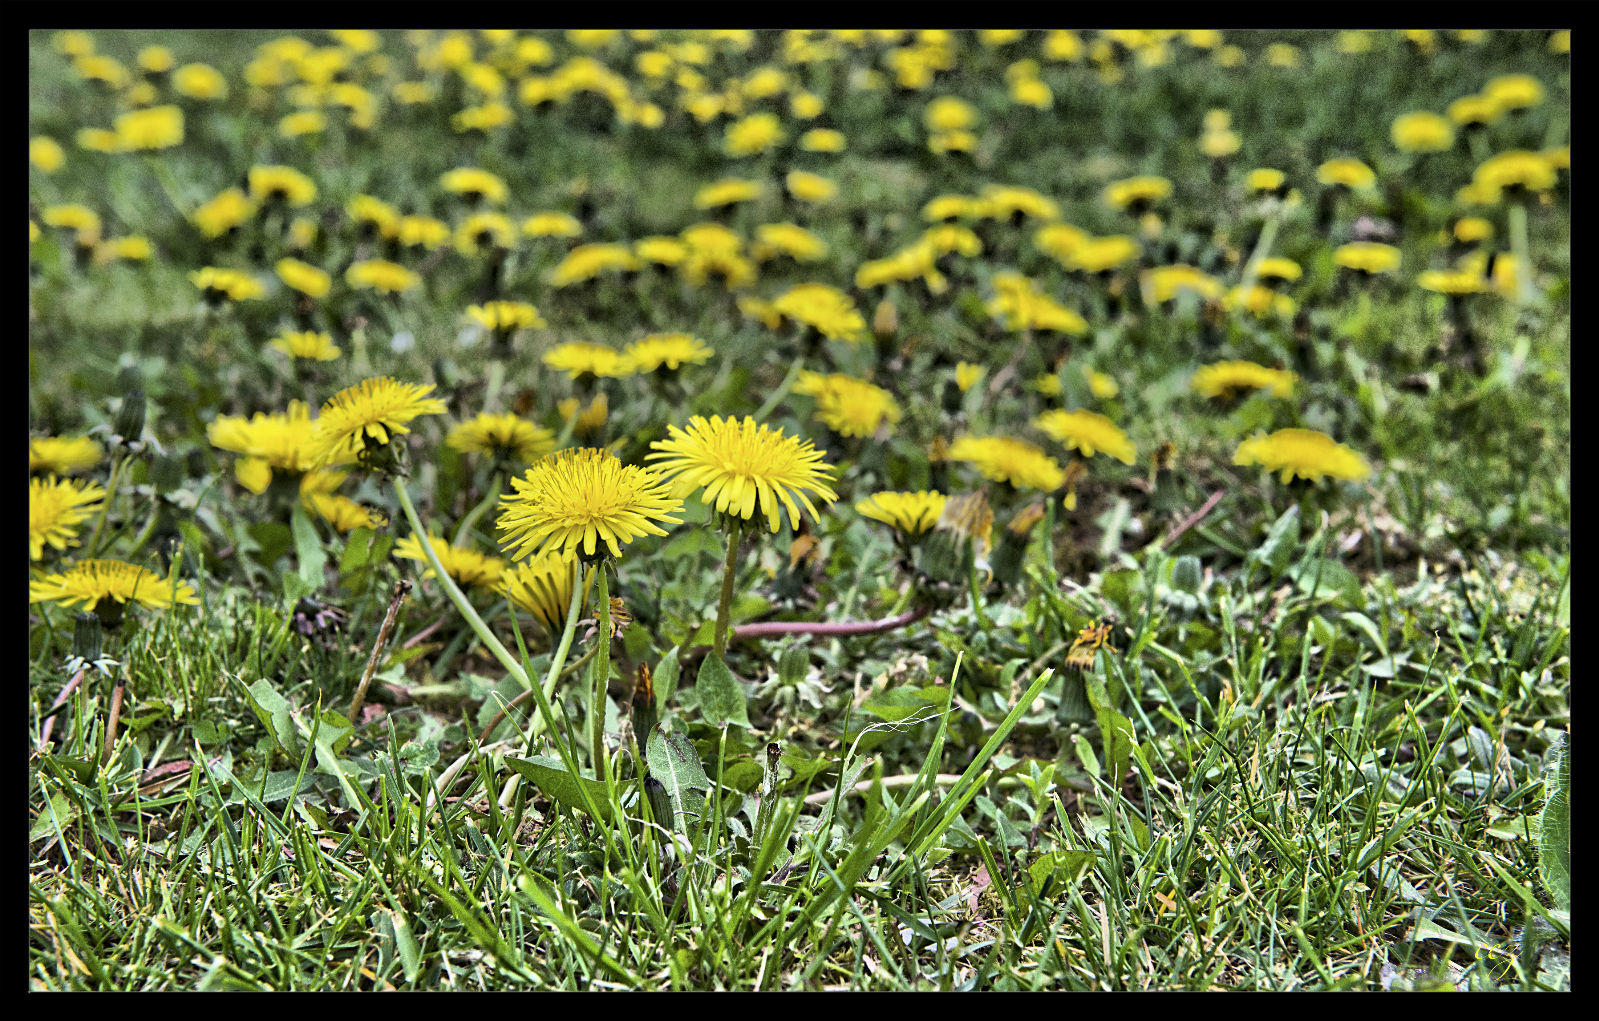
85, 454, 128, 558
590, 567, 613, 778
1507, 200, 1533, 305
1237, 209, 1283, 297
754, 358, 806, 422
453, 469, 504, 546
713, 519, 743, 658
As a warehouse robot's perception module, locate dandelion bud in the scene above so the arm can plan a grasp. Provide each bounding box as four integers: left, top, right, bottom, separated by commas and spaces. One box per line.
114, 388, 146, 447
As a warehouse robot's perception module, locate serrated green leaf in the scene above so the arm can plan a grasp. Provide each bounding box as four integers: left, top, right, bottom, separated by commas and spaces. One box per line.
695, 651, 749, 729
646, 725, 708, 834
654, 646, 681, 706
242, 677, 299, 756
1540, 731, 1569, 910
506, 756, 613, 823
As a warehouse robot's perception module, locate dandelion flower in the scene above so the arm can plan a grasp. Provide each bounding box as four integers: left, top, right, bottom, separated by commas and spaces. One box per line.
114, 105, 184, 151
1233, 428, 1371, 484
395, 532, 506, 590
1472, 150, 1557, 194
955, 362, 985, 393
498, 448, 682, 561
466, 300, 546, 334
546, 244, 640, 286
1246, 168, 1287, 193
523, 212, 582, 239
247, 165, 317, 206
1104, 175, 1173, 211
306, 492, 385, 533
724, 112, 785, 157
648, 415, 838, 533
542, 342, 634, 380
793, 372, 902, 438
190, 267, 265, 302
1334, 242, 1402, 275
208, 400, 325, 491
498, 551, 580, 632
754, 222, 828, 263
948, 435, 1066, 491
1417, 268, 1488, 296
1391, 111, 1455, 153
771, 283, 868, 343
309, 377, 447, 469
786, 170, 838, 203
1033, 409, 1137, 465
694, 177, 763, 209
1256, 257, 1303, 283
1066, 235, 1141, 274
1191, 360, 1297, 400
1316, 158, 1376, 190
345, 260, 421, 294
1483, 74, 1545, 112
624, 333, 713, 373
192, 188, 256, 238
857, 490, 946, 537
440, 167, 509, 204
269, 330, 342, 361
276, 258, 332, 298
30, 436, 103, 476
30, 559, 198, 621
799, 128, 846, 153
446, 412, 555, 464
30, 476, 106, 561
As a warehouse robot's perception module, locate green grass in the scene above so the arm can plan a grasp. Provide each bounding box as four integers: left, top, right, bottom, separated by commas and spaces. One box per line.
30, 29, 1569, 990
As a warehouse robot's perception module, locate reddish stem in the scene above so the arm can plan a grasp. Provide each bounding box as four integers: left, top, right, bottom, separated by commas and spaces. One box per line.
732, 604, 930, 640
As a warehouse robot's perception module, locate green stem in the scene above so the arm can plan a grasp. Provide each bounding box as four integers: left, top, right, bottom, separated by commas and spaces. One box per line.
453, 469, 504, 546
1507, 200, 1533, 305
483, 360, 507, 414
1236, 210, 1282, 298
754, 358, 806, 422
86, 454, 128, 557
713, 520, 743, 658
590, 566, 612, 779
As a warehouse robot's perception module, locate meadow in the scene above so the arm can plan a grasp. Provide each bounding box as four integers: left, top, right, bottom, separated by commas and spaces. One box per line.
28, 29, 1569, 991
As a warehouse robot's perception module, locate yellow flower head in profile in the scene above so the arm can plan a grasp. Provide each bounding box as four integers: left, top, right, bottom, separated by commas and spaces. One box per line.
247, 165, 317, 206
724, 111, 785, 157
30, 559, 199, 617
1334, 242, 1402, 275
30, 436, 103, 476
498, 551, 580, 633
786, 170, 838, 204
1233, 428, 1371, 484
1066, 235, 1141, 274
546, 244, 641, 287
498, 448, 682, 562
523, 212, 582, 239
30, 476, 107, 561
440, 167, 509, 204
1472, 150, 1557, 194
1191, 361, 1297, 401
395, 533, 506, 590
948, 435, 1066, 491
1033, 409, 1137, 465
857, 490, 946, 537
276, 258, 332, 298
987, 273, 1088, 334
1104, 176, 1173, 211
1145, 265, 1222, 303
955, 362, 985, 393
467, 301, 546, 334
309, 377, 447, 469
793, 372, 902, 438
753, 222, 828, 263
446, 412, 555, 464
800, 128, 846, 153
1417, 268, 1488, 296
1391, 111, 1455, 153
269, 330, 342, 361
648, 416, 839, 533
771, 284, 868, 343
542, 342, 634, 380
1482, 74, 1544, 112
114, 105, 184, 151
1316, 158, 1376, 190
1246, 168, 1287, 193
345, 260, 421, 294
924, 96, 977, 133
190, 267, 265, 302
193, 188, 257, 239
624, 333, 713, 373
694, 177, 763, 210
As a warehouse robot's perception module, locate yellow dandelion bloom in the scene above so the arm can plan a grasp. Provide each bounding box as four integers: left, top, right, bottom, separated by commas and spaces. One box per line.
754, 222, 828, 262
445, 412, 555, 464
523, 212, 582, 238
1066, 235, 1141, 273
306, 493, 386, 533
269, 330, 342, 361
546, 244, 640, 286
1483, 74, 1544, 112
30, 436, 103, 476
948, 435, 1066, 491
694, 177, 763, 209
1247, 168, 1287, 193
624, 333, 713, 373
30, 476, 106, 561
648, 415, 838, 533
786, 170, 839, 204
800, 128, 846, 153
466, 301, 545, 334
542, 342, 634, 380
309, 377, 447, 469
30, 559, 198, 616
345, 260, 421, 294
208, 400, 326, 491
275, 258, 332, 298
1256, 257, 1302, 282
1417, 269, 1488, 296
498, 448, 682, 561
247, 165, 317, 206
1473, 150, 1557, 194
857, 490, 946, 537
1233, 428, 1371, 484
1334, 242, 1402, 275
1104, 176, 1173, 210
793, 371, 902, 438
1391, 111, 1455, 153
1191, 360, 1297, 400
190, 267, 265, 301
724, 112, 785, 157
1034, 223, 1091, 264
395, 532, 506, 590
771, 283, 868, 343
1145, 264, 1223, 303
955, 362, 985, 393
924, 96, 977, 132
174, 63, 228, 100
1316, 158, 1376, 190
1033, 409, 1137, 465
192, 188, 256, 239
440, 167, 509, 204
498, 551, 580, 632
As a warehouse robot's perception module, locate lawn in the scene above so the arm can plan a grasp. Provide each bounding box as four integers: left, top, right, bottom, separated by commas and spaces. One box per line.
29, 29, 1569, 991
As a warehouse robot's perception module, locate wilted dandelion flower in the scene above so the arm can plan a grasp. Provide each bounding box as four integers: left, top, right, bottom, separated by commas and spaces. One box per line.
857, 490, 946, 537
309, 377, 447, 470
542, 342, 634, 380
498, 551, 580, 632
793, 371, 902, 438
948, 435, 1066, 491
395, 532, 506, 590
30, 559, 198, 624
345, 260, 421, 294
440, 167, 509, 204
1391, 111, 1455, 153
1191, 360, 1297, 400
30, 476, 106, 561
498, 447, 682, 562
269, 330, 342, 361
248, 165, 317, 206
1233, 428, 1371, 484
1334, 242, 1402, 275
1316, 158, 1376, 190
190, 267, 265, 302
446, 412, 555, 464
30, 436, 103, 476
624, 333, 713, 373
275, 258, 332, 298
114, 105, 184, 150
693, 177, 763, 210
522, 212, 582, 239
648, 415, 838, 533
547, 244, 640, 286
1033, 409, 1137, 465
